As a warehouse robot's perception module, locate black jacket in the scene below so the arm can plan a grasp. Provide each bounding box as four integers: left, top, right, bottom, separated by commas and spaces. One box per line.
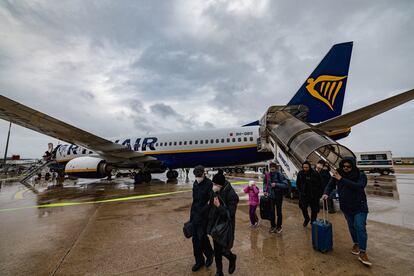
296, 169, 324, 202
190, 177, 213, 226
207, 181, 239, 240
319, 169, 331, 189
324, 158, 368, 215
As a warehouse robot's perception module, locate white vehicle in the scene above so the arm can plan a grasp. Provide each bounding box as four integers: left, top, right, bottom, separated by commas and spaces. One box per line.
355, 151, 394, 175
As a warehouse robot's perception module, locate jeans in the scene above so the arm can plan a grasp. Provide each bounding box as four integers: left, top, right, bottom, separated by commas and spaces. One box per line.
270, 196, 283, 228
249, 205, 258, 225
192, 224, 214, 264
343, 212, 368, 252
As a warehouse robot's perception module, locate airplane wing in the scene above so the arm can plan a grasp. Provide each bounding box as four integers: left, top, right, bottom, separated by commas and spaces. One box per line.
316, 89, 414, 132
0, 95, 156, 163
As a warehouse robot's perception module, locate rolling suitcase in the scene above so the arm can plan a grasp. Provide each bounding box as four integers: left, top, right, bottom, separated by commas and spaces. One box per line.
259, 195, 271, 220
312, 200, 333, 252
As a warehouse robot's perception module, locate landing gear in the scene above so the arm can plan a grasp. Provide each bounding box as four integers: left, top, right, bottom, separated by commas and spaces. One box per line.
134, 171, 152, 184
166, 170, 179, 180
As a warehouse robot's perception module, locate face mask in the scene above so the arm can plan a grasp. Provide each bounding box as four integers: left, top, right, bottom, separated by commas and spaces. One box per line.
212, 185, 221, 192
195, 177, 204, 183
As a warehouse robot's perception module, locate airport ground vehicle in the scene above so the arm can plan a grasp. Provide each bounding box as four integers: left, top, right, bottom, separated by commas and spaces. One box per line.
355, 151, 394, 175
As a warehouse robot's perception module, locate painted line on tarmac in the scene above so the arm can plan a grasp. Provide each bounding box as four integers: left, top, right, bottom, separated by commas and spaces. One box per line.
0, 190, 191, 213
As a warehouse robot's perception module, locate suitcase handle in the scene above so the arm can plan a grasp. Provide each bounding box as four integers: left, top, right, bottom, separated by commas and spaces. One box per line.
322, 199, 329, 224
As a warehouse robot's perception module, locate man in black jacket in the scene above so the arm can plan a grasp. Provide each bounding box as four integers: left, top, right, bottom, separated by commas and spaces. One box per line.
207, 174, 239, 276
316, 160, 335, 213
190, 165, 214, 272
323, 157, 372, 267
296, 161, 324, 227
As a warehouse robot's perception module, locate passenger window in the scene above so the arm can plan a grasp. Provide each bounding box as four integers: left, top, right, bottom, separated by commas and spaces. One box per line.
179, 141, 182, 145
169, 142, 172, 146
156, 143, 159, 147
189, 141, 193, 145
200, 140, 204, 144
238, 138, 242, 142
243, 137, 247, 142
195, 140, 198, 144
174, 142, 177, 146
232, 138, 236, 142
216, 139, 219, 143
227, 138, 230, 143
221, 139, 224, 143
211, 139, 214, 144
184, 141, 187, 145
250, 137, 254, 142
205, 140, 209, 144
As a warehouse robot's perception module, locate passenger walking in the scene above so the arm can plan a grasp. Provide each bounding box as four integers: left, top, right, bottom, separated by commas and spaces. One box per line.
207, 174, 239, 276
190, 165, 214, 272
296, 161, 324, 227
315, 160, 335, 213
322, 157, 372, 266
243, 181, 259, 227
263, 162, 288, 233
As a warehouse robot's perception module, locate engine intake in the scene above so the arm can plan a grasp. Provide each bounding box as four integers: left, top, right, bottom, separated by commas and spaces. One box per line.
65, 156, 113, 178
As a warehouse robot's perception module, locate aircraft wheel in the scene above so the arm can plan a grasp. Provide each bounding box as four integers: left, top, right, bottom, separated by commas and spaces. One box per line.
143, 172, 152, 182
172, 170, 179, 178
166, 170, 175, 180
134, 173, 144, 184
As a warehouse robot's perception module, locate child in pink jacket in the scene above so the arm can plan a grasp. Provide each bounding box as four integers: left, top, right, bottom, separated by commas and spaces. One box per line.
244, 180, 260, 227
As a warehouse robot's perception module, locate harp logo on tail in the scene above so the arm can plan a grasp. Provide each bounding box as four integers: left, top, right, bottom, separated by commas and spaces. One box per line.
306, 75, 347, 111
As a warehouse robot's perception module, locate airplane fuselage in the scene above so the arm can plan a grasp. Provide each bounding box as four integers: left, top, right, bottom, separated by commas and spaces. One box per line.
54, 126, 274, 169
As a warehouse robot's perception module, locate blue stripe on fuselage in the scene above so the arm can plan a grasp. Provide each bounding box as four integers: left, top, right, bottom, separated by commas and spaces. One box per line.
147, 146, 274, 169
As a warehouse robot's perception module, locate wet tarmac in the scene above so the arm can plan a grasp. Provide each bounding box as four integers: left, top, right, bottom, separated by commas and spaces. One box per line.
0, 170, 414, 275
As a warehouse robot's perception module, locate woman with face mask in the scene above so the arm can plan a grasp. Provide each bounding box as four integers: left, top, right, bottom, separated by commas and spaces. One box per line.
262, 162, 288, 233
207, 174, 239, 276
323, 157, 371, 267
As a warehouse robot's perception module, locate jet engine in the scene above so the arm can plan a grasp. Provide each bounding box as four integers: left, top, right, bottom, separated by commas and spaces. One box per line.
65, 156, 113, 178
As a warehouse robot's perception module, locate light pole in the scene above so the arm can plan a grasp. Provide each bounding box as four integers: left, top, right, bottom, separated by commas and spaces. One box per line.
3, 122, 12, 171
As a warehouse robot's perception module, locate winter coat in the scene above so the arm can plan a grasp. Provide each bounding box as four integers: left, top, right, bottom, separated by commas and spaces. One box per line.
243, 185, 260, 206
207, 181, 239, 247
296, 169, 324, 203
190, 177, 213, 226
319, 169, 331, 189
262, 171, 288, 200
324, 157, 368, 215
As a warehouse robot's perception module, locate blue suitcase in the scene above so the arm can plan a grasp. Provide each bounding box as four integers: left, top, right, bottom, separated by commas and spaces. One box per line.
311, 201, 333, 252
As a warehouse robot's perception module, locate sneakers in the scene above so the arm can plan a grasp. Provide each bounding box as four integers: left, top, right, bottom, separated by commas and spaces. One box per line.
358, 252, 372, 266
351, 244, 360, 255
303, 218, 310, 227
276, 227, 283, 234
269, 227, 277, 233
269, 226, 283, 233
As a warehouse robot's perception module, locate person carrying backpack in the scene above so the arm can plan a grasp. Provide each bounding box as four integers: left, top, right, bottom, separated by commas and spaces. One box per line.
262, 162, 288, 233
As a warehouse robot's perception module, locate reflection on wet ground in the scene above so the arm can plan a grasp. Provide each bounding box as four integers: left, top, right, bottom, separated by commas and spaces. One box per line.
0, 172, 414, 275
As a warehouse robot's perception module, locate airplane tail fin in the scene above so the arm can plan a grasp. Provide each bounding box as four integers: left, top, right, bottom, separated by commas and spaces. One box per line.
288, 42, 353, 123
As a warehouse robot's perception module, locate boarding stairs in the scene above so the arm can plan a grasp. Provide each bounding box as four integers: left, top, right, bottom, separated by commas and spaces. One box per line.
20, 159, 56, 183
257, 105, 355, 180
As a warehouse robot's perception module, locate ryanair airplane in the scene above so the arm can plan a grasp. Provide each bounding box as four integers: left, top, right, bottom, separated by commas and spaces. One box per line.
0, 42, 413, 183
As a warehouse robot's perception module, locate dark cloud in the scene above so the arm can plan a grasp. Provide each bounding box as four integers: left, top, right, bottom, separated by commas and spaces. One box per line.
0, 0, 413, 158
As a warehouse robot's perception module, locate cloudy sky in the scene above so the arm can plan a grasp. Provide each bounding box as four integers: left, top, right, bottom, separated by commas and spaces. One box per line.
0, 0, 413, 158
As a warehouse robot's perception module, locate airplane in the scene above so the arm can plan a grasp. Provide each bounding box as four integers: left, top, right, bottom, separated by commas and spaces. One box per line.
0, 42, 413, 184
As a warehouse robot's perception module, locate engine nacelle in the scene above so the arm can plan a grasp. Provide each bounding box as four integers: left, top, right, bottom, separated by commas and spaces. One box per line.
65, 157, 112, 178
